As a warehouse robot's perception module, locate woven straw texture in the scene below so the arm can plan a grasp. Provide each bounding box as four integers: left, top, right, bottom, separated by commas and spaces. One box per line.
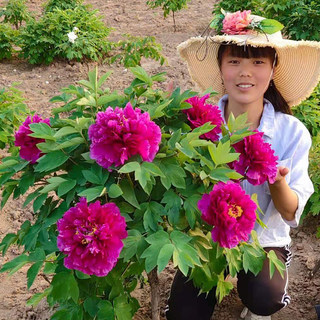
178, 35, 320, 107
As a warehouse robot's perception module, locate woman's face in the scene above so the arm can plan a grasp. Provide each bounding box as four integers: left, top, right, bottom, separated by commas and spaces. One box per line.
220, 48, 274, 107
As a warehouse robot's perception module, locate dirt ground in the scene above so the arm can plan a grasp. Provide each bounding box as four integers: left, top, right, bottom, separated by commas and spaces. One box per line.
0, 0, 320, 319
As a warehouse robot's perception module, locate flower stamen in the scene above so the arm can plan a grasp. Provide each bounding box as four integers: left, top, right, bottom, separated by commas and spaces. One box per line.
228, 204, 243, 218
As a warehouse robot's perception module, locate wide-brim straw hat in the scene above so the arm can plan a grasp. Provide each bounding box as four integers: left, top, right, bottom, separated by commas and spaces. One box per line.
178, 15, 320, 107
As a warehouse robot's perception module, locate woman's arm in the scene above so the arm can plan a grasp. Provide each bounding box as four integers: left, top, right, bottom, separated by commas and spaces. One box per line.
268, 166, 298, 221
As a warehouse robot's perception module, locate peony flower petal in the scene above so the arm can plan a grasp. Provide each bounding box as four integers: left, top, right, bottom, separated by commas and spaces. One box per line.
88, 103, 161, 169
198, 181, 257, 248
57, 198, 127, 277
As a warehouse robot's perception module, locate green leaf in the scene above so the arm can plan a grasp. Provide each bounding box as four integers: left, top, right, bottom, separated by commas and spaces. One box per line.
183, 194, 201, 229
84, 297, 100, 317
141, 230, 171, 273
49, 271, 79, 303
141, 162, 165, 177
267, 250, 286, 279
241, 244, 265, 276
29, 122, 55, 141
97, 93, 120, 106
157, 243, 174, 272
121, 229, 143, 262
260, 19, 284, 34
171, 231, 201, 276
208, 141, 239, 166
82, 170, 101, 184
75, 270, 91, 279
119, 179, 140, 208
209, 167, 239, 182
0, 233, 17, 255
39, 177, 67, 194
35, 151, 69, 173
54, 126, 78, 139
114, 295, 132, 320
97, 300, 114, 320
26, 287, 52, 307
57, 179, 77, 197
216, 273, 233, 303
159, 158, 186, 189
129, 66, 153, 86
27, 261, 43, 289
118, 162, 140, 173
108, 184, 123, 198
225, 248, 242, 277
78, 186, 105, 202
53, 137, 84, 150
0, 254, 29, 274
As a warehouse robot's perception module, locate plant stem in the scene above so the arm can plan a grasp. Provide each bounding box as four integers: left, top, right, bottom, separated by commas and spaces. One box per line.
147, 269, 160, 320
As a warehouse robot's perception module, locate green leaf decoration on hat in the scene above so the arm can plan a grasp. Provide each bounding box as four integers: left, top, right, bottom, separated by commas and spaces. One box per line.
259, 19, 284, 34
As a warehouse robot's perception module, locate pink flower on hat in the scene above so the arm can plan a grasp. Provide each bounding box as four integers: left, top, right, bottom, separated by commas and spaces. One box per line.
198, 181, 257, 248
222, 10, 252, 35
88, 102, 161, 169
14, 114, 50, 163
231, 131, 278, 185
184, 94, 223, 142
57, 198, 128, 277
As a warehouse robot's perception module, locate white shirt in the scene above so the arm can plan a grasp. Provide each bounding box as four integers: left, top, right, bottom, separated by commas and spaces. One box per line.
218, 95, 314, 247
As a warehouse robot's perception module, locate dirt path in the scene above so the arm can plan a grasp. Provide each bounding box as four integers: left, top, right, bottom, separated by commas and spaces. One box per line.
0, 1, 319, 319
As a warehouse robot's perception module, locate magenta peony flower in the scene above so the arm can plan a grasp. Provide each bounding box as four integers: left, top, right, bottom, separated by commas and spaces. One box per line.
57, 198, 127, 277
88, 103, 161, 169
184, 94, 223, 142
231, 131, 278, 185
198, 181, 257, 248
222, 10, 252, 35
14, 114, 50, 163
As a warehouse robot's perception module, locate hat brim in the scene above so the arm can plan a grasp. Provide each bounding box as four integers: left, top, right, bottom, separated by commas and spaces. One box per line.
178, 36, 320, 107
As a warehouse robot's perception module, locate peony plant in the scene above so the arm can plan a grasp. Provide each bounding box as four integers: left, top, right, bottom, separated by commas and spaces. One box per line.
0, 67, 285, 320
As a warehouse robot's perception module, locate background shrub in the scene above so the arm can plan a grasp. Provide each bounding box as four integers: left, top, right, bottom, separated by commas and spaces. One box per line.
108, 34, 166, 67
17, 7, 113, 64
0, 0, 31, 29
0, 84, 30, 152
43, 0, 85, 13
0, 23, 17, 60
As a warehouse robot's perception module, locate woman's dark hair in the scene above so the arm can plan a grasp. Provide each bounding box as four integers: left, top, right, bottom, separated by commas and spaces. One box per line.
217, 44, 292, 115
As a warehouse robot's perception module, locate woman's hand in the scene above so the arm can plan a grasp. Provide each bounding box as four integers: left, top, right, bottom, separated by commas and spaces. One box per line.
268, 166, 298, 221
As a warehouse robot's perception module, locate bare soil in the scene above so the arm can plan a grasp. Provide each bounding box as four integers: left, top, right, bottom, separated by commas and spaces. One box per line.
0, 1, 319, 319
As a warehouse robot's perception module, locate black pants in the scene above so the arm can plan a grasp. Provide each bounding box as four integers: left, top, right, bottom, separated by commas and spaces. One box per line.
166, 247, 291, 320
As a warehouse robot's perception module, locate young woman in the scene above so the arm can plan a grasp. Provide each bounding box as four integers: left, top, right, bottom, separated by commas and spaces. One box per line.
166, 11, 320, 320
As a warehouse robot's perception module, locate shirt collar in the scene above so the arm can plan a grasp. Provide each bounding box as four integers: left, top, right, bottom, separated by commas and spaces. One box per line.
217, 94, 275, 139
